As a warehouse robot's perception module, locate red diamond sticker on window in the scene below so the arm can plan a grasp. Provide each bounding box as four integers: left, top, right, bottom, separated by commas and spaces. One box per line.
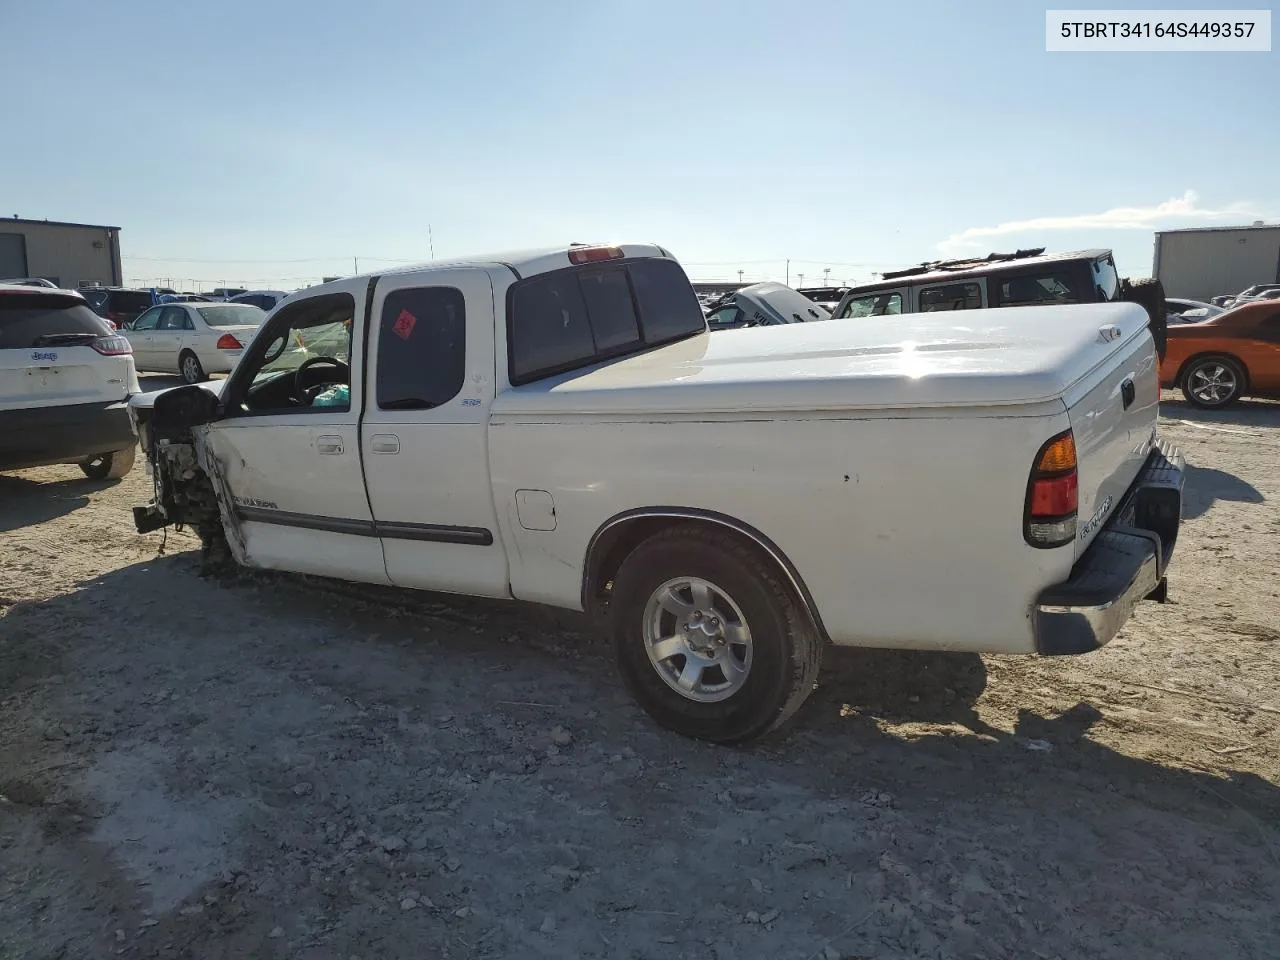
391, 309, 417, 340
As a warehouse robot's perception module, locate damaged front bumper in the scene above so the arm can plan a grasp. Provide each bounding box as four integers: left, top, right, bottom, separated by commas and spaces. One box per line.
1033, 442, 1185, 656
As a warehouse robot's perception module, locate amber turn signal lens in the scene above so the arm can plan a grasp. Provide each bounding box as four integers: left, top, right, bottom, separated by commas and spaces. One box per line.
1035, 433, 1077, 474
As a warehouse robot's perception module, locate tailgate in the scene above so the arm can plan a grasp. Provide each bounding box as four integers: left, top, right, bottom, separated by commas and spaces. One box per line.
0, 346, 132, 411
1065, 323, 1160, 560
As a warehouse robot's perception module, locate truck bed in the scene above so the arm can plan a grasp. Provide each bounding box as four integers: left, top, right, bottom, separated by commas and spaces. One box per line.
493, 301, 1155, 415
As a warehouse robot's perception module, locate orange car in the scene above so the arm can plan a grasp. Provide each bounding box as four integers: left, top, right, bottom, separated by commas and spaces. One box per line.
1160, 300, 1280, 408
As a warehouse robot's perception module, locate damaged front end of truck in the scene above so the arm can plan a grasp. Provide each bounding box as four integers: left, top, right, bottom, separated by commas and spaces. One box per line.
130, 384, 243, 571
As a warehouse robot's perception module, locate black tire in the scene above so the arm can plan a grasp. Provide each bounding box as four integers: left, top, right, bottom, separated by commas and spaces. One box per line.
1180, 355, 1246, 409
79, 445, 137, 481
1119, 277, 1167, 359
179, 350, 206, 385
609, 524, 822, 744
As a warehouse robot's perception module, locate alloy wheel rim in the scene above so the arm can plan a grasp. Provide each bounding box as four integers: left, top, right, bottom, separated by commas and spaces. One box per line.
641, 576, 753, 703
1190, 363, 1236, 404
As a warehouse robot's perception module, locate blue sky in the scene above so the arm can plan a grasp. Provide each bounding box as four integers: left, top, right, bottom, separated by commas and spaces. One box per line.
5, 0, 1276, 289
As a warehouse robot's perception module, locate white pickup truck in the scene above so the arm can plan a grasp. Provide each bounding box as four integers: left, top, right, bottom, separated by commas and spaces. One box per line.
131, 244, 1185, 743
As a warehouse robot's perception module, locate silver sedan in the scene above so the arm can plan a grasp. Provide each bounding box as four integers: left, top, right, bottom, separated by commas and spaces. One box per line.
123, 302, 266, 383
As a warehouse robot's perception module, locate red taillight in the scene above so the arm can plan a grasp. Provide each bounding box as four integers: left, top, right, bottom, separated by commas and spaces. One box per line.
567, 245, 625, 265
216, 333, 243, 350
1025, 429, 1078, 548
91, 335, 132, 356
1030, 472, 1078, 517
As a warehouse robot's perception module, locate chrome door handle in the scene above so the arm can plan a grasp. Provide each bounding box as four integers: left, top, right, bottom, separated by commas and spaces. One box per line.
370, 434, 400, 455
317, 436, 344, 455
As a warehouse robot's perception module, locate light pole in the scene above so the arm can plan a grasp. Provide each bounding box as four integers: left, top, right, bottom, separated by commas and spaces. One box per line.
823, 268, 831, 286
797, 273, 805, 287
737, 270, 744, 286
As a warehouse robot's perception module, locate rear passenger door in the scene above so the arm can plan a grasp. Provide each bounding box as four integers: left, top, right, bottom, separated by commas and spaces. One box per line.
361, 269, 509, 598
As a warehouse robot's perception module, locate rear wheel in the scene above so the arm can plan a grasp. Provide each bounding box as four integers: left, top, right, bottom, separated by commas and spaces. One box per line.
609, 525, 821, 743
1181, 356, 1245, 408
79, 445, 136, 481
179, 350, 206, 385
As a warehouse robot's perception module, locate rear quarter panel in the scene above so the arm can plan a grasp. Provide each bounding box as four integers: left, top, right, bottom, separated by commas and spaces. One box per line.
488, 407, 1077, 654
1161, 313, 1280, 390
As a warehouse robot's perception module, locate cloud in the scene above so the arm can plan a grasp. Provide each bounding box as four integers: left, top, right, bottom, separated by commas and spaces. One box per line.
937, 191, 1262, 255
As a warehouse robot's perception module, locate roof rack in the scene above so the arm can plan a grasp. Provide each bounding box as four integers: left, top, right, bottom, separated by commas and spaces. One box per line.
881, 247, 1046, 281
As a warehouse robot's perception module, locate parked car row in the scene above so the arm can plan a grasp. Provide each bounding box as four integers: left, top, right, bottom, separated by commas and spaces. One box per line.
1208, 283, 1280, 309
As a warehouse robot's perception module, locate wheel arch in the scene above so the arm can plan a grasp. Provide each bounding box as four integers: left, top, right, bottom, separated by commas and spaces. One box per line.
581, 507, 830, 643
1176, 350, 1251, 391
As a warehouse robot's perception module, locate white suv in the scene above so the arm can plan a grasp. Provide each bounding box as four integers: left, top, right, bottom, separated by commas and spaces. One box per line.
0, 284, 141, 479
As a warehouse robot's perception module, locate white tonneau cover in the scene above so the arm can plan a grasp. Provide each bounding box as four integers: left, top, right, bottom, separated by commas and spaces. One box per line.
494, 301, 1153, 415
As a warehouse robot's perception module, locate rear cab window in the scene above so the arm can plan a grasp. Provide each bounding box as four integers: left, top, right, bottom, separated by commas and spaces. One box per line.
0, 292, 111, 350
508, 257, 704, 385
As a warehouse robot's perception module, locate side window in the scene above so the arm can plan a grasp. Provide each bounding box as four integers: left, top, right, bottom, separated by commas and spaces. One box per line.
377, 287, 465, 410
707, 305, 744, 328
132, 307, 163, 331
997, 273, 1081, 307
158, 307, 187, 330
232, 293, 355, 414
839, 292, 902, 319
918, 283, 982, 312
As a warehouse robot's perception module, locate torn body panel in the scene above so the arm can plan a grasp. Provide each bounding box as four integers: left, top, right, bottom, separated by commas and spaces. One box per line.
131, 425, 241, 570
193, 427, 248, 565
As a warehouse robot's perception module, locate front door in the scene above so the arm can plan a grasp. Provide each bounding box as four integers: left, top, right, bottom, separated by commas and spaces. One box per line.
200, 281, 389, 584
361, 269, 509, 597
127, 305, 164, 369
152, 305, 193, 375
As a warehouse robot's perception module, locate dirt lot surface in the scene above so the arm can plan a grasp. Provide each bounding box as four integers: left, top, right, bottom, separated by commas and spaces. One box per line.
3, 392, 1278, 960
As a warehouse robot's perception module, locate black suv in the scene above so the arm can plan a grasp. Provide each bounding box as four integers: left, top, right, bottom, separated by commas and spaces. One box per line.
79, 287, 155, 328
825, 248, 1167, 356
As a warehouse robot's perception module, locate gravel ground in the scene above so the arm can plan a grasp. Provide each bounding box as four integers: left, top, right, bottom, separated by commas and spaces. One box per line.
2, 391, 1278, 960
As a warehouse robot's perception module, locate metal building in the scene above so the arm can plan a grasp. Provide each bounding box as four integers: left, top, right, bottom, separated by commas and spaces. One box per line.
0, 217, 123, 289
1153, 222, 1280, 301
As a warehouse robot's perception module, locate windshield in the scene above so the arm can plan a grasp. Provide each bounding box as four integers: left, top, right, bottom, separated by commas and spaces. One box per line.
197, 304, 266, 328
1092, 256, 1119, 301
